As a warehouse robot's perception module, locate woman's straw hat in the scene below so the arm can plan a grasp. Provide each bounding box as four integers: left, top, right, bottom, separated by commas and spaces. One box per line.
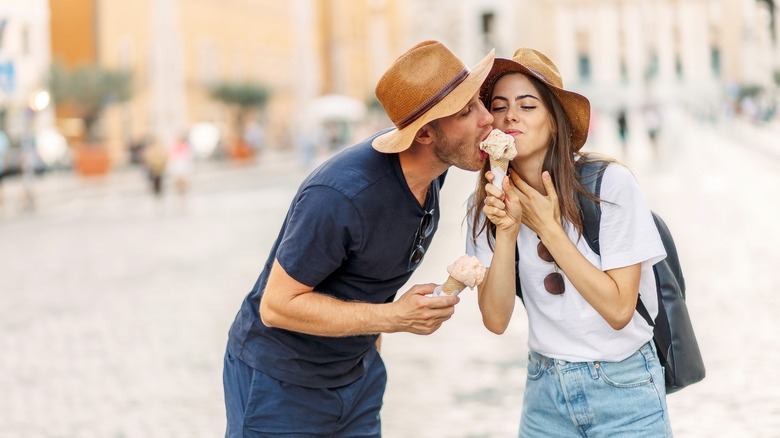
372, 41, 495, 153
480, 48, 590, 150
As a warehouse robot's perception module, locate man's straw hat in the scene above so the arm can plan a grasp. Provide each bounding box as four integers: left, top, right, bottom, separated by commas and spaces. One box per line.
480, 48, 590, 150
372, 41, 495, 153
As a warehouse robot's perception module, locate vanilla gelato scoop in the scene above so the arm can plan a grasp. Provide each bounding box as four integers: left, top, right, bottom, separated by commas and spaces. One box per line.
480, 129, 517, 161
480, 129, 516, 193
431, 255, 486, 296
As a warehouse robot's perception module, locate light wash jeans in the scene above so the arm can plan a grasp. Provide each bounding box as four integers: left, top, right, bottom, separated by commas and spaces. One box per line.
520, 342, 673, 437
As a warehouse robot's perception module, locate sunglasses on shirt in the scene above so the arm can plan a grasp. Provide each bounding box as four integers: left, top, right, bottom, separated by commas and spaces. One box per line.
537, 239, 565, 295
408, 209, 435, 271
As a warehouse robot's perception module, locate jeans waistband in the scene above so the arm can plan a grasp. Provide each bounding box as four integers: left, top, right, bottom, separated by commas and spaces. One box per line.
529, 342, 656, 374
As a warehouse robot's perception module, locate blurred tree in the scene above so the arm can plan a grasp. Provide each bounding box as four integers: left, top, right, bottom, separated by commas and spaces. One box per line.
209, 81, 270, 159
47, 63, 132, 175
48, 63, 133, 143
737, 83, 764, 100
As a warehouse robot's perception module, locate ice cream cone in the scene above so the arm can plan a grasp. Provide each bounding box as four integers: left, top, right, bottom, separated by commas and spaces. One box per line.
440, 276, 467, 295
427, 254, 486, 297
490, 157, 509, 192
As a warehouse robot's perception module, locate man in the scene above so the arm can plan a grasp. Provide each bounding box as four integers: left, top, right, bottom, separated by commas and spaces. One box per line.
224, 40, 495, 437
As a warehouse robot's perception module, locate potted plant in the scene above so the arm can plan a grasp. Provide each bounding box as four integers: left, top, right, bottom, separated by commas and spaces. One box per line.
208, 81, 270, 160
48, 63, 132, 176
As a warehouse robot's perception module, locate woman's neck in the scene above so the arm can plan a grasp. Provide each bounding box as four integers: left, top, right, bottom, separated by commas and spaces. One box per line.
512, 156, 546, 194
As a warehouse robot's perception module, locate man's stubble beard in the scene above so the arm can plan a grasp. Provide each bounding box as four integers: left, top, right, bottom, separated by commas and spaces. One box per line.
431, 125, 483, 172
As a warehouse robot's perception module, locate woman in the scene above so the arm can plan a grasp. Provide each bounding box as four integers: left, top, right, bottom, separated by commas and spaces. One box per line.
467, 48, 673, 437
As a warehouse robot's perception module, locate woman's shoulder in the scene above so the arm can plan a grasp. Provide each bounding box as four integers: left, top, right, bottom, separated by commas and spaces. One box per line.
578, 152, 634, 182
603, 161, 634, 182
600, 162, 645, 202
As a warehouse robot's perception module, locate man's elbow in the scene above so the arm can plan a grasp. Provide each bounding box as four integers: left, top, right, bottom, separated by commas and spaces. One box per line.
259, 298, 282, 328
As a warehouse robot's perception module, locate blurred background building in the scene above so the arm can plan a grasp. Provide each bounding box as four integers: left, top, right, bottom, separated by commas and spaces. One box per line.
0, 0, 777, 176
0, 0, 54, 176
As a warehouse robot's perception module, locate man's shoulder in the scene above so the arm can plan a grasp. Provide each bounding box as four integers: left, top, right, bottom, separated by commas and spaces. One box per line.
307, 133, 397, 199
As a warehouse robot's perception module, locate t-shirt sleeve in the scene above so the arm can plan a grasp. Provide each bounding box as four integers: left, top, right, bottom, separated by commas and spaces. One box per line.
465, 194, 495, 267
598, 164, 666, 270
276, 185, 362, 287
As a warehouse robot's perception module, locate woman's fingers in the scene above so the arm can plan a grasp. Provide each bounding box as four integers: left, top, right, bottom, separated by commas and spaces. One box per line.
484, 176, 507, 202
541, 171, 561, 222
541, 171, 557, 202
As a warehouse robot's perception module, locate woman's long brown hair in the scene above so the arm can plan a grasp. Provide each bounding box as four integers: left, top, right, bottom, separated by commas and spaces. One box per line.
469, 73, 611, 249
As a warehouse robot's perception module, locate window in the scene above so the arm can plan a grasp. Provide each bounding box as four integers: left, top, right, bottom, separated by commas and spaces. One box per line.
645, 50, 658, 81
480, 11, 496, 52
620, 59, 628, 84
0, 18, 7, 50
22, 24, 30, 56
710, 46, 721, 78
675, 56, 683, 80
578, 54, 591, 82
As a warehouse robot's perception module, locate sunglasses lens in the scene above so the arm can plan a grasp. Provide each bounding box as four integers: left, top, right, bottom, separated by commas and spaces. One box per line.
544, 273, 565, 295
408, 245, 425, 270
419, 212, 434, 239
408, 210, 434, 271
536, 241, 555, 263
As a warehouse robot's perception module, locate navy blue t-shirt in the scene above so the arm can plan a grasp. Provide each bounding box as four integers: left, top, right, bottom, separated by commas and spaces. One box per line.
227, 132, 446, 388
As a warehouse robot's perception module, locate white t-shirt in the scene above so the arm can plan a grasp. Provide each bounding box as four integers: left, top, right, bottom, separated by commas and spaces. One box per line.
467, 163, 666, 362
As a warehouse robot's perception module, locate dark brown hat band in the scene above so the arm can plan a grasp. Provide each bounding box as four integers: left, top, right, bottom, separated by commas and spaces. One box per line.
395, 67, 469, 129
524, 66, 549, 84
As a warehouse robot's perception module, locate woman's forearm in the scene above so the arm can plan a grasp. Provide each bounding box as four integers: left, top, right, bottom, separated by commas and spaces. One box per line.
478, 226, 520, 334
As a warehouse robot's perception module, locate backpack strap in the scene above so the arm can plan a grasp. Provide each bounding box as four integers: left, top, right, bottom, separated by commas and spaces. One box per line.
489, 226, 524, 303
575, 160, 608, 254
575, 160, 655, 328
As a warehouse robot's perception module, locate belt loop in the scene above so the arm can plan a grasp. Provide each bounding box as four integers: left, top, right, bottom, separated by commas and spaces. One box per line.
639, 341, 654, 362
589, 361, 599, 380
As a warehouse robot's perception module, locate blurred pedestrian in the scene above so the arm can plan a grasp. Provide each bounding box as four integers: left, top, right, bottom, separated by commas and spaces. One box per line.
616, 107, 628, 150
644, 104, 662, 152
243, 120, 265, 157
0, 129, 9, 206
223, 40, 496, 437
128, 136, 148, 166
19, 129, 39, 212
142, 138, 167, 197
167, 133, 192, 197
470, 48, 672, 436
295, 122, 323, 169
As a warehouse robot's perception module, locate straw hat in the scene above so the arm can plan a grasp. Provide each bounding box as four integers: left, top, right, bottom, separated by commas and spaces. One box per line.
372, 41, 495, 153
480, 48, 590, 150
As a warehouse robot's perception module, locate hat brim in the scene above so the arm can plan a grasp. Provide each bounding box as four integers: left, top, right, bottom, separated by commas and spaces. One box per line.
481, 58, 591, 150
372, 49, 496, 153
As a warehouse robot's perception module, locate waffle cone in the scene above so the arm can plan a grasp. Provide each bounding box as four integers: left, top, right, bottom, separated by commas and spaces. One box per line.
490, 157, 509, 172
441, 276, 467, 295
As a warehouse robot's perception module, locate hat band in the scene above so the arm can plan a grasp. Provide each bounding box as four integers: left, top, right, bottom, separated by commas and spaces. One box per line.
525, 66, 556, 88
395, 67, 469, 129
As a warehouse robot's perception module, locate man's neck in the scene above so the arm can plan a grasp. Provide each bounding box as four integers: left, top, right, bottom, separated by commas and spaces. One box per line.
398, 146, 447, 207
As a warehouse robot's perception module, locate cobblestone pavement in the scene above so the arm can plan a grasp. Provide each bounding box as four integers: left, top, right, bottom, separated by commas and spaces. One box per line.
1, 113, 779, 437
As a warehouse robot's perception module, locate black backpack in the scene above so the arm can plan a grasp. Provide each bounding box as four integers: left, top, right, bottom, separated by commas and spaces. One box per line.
508, 160, 706, 393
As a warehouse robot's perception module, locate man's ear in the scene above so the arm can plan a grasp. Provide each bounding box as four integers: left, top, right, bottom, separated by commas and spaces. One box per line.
414, 124, 435, 145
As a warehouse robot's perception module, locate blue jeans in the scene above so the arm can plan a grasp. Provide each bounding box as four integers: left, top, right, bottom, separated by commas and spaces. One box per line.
223, 348, 386, 437
520, 342, 672, 437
